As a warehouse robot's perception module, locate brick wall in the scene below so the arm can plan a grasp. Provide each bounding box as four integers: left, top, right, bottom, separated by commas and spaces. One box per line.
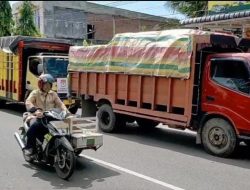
87, 13, 166, 42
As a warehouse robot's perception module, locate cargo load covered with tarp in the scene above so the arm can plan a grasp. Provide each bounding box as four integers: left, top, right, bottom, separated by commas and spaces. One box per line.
68, 29, 236, 79
0, 36, 72, 54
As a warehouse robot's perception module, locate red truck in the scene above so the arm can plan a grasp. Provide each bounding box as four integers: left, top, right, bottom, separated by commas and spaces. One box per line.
68, 29, 250, 157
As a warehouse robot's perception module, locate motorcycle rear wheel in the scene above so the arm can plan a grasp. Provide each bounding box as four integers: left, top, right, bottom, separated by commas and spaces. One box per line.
54, 143, 75, 180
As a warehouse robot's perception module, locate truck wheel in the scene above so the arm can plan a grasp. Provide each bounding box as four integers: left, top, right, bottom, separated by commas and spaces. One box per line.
97, 104, 117, 133
201, 118, 237, 157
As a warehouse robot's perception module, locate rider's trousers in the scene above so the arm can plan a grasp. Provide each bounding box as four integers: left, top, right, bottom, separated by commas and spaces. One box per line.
26, 118, 48, 149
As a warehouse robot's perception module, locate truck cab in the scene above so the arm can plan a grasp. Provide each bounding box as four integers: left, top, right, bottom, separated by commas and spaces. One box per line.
200, 53, 250, 156
26, 53, 79, 113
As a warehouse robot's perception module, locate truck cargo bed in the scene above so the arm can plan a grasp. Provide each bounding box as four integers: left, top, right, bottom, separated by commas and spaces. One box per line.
69, 72, 194, 126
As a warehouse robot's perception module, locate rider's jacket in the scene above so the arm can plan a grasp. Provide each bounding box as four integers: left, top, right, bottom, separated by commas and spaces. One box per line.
25, 89, 68, 112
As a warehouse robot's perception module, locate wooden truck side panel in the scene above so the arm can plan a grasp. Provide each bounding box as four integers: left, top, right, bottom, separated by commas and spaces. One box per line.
69, 71, 195, 126
0, 48, 20, 101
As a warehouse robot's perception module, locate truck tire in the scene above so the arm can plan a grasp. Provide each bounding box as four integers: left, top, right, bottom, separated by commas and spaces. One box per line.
201, 118, 237, 157
97, 104, 117, 133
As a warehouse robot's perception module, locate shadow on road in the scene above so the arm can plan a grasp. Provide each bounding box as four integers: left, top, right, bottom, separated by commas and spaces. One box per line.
22, 156, 120, 189
0, 103, 26, 117
105, 123, 250, 170
6, 104, 250, 171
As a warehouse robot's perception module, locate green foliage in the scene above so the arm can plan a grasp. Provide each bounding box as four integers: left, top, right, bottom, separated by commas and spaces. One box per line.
0, 1, 14, 36
83, 39, 90, 46
15, 1, 40, 36
158, 19, 181, 29
166, 1, 208, 18
83, 39, 94, 46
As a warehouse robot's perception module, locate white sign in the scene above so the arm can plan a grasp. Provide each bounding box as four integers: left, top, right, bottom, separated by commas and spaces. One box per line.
57, 78, 68, 94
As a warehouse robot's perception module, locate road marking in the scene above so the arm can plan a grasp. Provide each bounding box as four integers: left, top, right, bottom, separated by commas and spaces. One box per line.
81, 155, 185, 190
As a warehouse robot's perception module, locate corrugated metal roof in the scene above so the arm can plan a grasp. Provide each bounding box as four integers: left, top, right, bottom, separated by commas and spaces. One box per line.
181, 11, 250, 25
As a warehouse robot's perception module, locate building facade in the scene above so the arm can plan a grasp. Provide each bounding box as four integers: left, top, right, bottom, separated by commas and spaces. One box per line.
12, 1, 178, 45
181, 1, 250, 38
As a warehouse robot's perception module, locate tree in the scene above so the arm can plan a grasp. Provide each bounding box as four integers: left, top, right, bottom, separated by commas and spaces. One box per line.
15, 1, 40, 36
83, 39, 90, 46
166, 1, 208, 18
0, 1, 14, 36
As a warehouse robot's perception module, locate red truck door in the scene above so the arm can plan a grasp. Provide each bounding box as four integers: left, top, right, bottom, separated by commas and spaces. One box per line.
202, 56, 250, 135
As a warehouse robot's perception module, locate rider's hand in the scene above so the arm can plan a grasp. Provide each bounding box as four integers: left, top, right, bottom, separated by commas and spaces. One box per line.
61, 110, 68, 118
34, 110, 43, 118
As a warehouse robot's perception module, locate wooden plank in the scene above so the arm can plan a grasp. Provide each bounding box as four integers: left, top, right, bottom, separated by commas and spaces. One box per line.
151, 77, 156, 110
104, 74, 107, 95
113, 104, 188, 122
77, 72, 81, 97
137, 76, 142, 108
125, 75, 128, 105
167, 78, 172, 112
113, 74, 117, 102
115, 109, 187, 126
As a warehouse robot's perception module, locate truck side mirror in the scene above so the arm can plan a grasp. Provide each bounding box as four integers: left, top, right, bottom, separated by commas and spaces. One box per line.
37, 63, 43, 75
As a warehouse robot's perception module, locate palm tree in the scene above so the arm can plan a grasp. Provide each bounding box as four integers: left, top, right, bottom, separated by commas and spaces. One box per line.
165, 1, 208, 18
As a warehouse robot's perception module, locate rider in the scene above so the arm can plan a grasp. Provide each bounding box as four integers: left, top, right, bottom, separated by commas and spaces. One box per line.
24, 74, 70, 156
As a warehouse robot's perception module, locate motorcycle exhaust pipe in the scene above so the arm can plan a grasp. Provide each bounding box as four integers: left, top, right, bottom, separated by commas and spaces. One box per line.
14, 132, 25, 150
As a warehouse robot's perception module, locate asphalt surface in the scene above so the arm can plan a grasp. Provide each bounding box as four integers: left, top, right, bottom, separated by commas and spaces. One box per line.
1, 103, 250, 190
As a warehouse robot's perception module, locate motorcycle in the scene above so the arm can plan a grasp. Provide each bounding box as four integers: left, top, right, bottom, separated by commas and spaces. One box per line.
14, 109, 76, 180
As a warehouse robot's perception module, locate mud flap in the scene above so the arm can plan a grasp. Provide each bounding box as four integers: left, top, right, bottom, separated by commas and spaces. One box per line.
196, 126, 202, 144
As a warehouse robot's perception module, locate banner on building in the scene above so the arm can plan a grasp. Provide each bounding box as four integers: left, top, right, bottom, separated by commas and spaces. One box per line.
208, 1, 250, 15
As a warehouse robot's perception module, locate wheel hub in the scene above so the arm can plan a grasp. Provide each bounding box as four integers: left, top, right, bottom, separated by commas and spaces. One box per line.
101, 112, 110, 125
208, 127, 227, 147
57, 151, 66, 169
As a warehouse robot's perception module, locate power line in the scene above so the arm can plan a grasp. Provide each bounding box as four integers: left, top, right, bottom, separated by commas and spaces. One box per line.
8, 6, 207, 22
44, 12, 185, 24
42, 8, 195, 23
87, 1, 184, 19
95, 1, 139, 7
41, 5, 186, 19
11, 1, 184, 21
10, 2, 211, 25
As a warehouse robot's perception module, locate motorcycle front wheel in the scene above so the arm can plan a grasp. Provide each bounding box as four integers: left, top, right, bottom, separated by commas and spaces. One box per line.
54, 141, 75, 180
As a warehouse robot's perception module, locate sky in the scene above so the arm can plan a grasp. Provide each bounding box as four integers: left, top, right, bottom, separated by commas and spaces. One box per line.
89, 1, 187, 20
10, 1, 187, 20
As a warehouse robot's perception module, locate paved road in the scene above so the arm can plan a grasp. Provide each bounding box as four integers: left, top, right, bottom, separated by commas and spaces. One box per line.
1, 103, 250, 190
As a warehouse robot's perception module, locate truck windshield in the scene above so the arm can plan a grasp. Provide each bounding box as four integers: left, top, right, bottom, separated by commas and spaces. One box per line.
43, 57, 68, 78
